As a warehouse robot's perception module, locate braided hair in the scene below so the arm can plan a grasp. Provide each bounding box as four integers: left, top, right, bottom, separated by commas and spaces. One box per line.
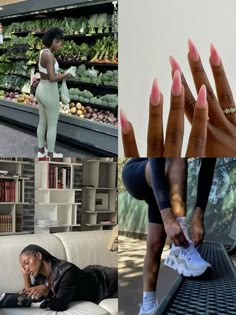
20, 244, 56, 261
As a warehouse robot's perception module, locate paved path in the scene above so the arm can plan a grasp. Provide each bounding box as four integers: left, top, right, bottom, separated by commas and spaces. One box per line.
119, 236, 178, 315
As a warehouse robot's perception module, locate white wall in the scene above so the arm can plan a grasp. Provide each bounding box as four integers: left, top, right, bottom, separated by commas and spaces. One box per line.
119, 0, 236, 156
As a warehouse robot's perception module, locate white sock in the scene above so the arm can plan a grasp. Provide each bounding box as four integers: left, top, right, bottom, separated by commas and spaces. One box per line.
176, 216, 192, 243
171, 217, 192, 249
142, 291, 158, 312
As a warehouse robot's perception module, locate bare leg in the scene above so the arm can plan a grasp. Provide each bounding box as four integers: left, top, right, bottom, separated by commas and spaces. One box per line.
143, 223, 166, 292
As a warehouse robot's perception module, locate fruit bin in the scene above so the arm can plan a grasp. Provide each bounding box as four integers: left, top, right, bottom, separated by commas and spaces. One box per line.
0, 99, 118, 155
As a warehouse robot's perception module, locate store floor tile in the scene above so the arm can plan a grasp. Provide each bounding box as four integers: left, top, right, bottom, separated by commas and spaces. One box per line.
0, 121, 94, 157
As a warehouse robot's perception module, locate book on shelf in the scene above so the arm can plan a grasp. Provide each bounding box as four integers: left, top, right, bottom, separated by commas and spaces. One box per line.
0, 179, 16, 202
48, 165, 71, 189
0, 215, 12, 232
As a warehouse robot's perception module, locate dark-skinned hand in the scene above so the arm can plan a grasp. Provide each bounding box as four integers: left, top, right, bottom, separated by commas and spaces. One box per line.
170, 39, 236, 157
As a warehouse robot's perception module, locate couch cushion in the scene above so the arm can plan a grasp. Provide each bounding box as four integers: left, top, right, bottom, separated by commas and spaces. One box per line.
99, 298, 118, 315
54, 231, 117, 269
0, 301, 110, 315
0, 234, 66, 294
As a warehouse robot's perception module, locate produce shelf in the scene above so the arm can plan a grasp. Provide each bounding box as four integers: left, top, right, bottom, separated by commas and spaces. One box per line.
11, 31, 29, 37
64, 32, 115, 40
10, 32, 114, 40
0, 99, 118, 156
0, 72, 30, 79
67, 80, 117, 94
75, 100, 117, 114
58, 60, 118, 69
8, 57, 29, 62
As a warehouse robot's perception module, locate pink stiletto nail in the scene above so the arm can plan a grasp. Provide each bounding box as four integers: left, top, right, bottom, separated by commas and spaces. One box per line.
188, 39, 200, 62
210, 43, 221, 66
150, 78, 161, 106
196, 85, 207, 108
171, 70, 182, 96
120, 109, 130, 134
169, 56, 182, 73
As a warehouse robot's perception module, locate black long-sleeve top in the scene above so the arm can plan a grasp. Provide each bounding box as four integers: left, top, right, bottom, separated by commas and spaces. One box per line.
33, 259, 117, 311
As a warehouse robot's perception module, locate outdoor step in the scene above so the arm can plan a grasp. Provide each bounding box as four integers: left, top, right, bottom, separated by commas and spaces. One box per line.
158, 242, 236, 315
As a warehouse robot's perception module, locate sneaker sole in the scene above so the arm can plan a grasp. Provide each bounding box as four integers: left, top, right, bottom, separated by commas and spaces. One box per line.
164, 255, 212, 277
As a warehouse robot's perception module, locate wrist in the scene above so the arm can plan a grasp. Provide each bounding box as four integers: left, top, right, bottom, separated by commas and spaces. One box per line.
193, 207, 204, 220
161, 208, 175, 223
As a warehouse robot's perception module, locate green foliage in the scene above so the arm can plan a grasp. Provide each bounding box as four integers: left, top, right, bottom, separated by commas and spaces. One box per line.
187, 158, 236, 243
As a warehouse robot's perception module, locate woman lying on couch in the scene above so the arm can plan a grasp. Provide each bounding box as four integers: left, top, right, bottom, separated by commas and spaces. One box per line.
18, 244, 118, 311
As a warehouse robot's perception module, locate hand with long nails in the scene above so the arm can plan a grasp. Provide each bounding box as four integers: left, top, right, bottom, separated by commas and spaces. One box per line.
169, 39, 236, 157
120, 69, 208, 157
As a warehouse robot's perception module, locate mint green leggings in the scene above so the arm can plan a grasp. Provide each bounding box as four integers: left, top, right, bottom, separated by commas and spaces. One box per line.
36, 80, 60, 152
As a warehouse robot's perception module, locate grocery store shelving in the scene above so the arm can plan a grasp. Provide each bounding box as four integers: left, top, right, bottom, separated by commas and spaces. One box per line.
0, 99, 117, 155
0, 0, 118, 155
67, 80, 117, 94
58, 60, 118, 69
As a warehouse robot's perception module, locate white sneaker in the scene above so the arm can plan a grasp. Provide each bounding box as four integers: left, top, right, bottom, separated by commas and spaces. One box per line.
47, 152, 63, 158
37, 151, 47, 160
164, 244, 212, 277
138, 302, 159, 315
52, 152, 63, 158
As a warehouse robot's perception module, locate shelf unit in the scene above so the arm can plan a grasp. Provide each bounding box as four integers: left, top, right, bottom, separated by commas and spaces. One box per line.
81, 159, 117, 230
0, 159, 31, 234
34, 158, 83, 234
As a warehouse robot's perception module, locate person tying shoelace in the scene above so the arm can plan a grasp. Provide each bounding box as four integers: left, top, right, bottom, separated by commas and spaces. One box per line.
122, 158, 215, 315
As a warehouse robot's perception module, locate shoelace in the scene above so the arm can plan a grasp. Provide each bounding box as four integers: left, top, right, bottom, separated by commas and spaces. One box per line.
181, 246, 201, 262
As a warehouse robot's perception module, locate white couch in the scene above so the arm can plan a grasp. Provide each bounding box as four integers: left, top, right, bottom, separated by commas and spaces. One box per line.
0, 231, 118, 315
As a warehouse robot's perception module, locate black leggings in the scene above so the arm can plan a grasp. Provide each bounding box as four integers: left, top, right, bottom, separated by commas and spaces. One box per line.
122, 158, 216, 225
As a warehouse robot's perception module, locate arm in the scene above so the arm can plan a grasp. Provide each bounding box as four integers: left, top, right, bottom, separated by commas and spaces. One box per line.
190, 158, 216, 245
40, 268, 77, 311
148, 158, 171, 211
22, 273, 32, 290
148, 158, 188, 247
20, 265, 32, 290
43, 51, 70, 82
195, 158, 216, 214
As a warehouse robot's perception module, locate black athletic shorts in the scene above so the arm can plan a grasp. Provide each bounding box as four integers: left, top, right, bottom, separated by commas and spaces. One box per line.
122, 158, 163, 224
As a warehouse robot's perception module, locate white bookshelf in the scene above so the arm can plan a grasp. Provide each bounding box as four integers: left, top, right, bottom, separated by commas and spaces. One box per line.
34, 158, 82, 234
81, 160, 117, 231
0, 159, 31, 234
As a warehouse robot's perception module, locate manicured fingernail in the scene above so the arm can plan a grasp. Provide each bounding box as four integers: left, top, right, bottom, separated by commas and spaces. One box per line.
120, 109, 130, 134
169, 56, 182, 73
150, 78, 161, 106
196, 85, 207, 108
188, 39, 200, 62
210, 43, 221, 66
171, 70, 182, 96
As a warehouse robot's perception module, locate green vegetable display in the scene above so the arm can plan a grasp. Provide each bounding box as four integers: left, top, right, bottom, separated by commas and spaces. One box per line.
3, 13, 113, 37
0, 9, 118, 123
68, 64, 118, 87
69, 87, 118, 109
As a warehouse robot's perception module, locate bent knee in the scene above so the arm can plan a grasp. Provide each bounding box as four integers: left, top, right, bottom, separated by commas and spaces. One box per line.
146, 238, 166, 258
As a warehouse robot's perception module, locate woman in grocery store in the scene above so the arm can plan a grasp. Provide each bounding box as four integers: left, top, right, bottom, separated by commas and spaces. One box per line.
19, 244, 118, 311
36, 27, 75, 159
